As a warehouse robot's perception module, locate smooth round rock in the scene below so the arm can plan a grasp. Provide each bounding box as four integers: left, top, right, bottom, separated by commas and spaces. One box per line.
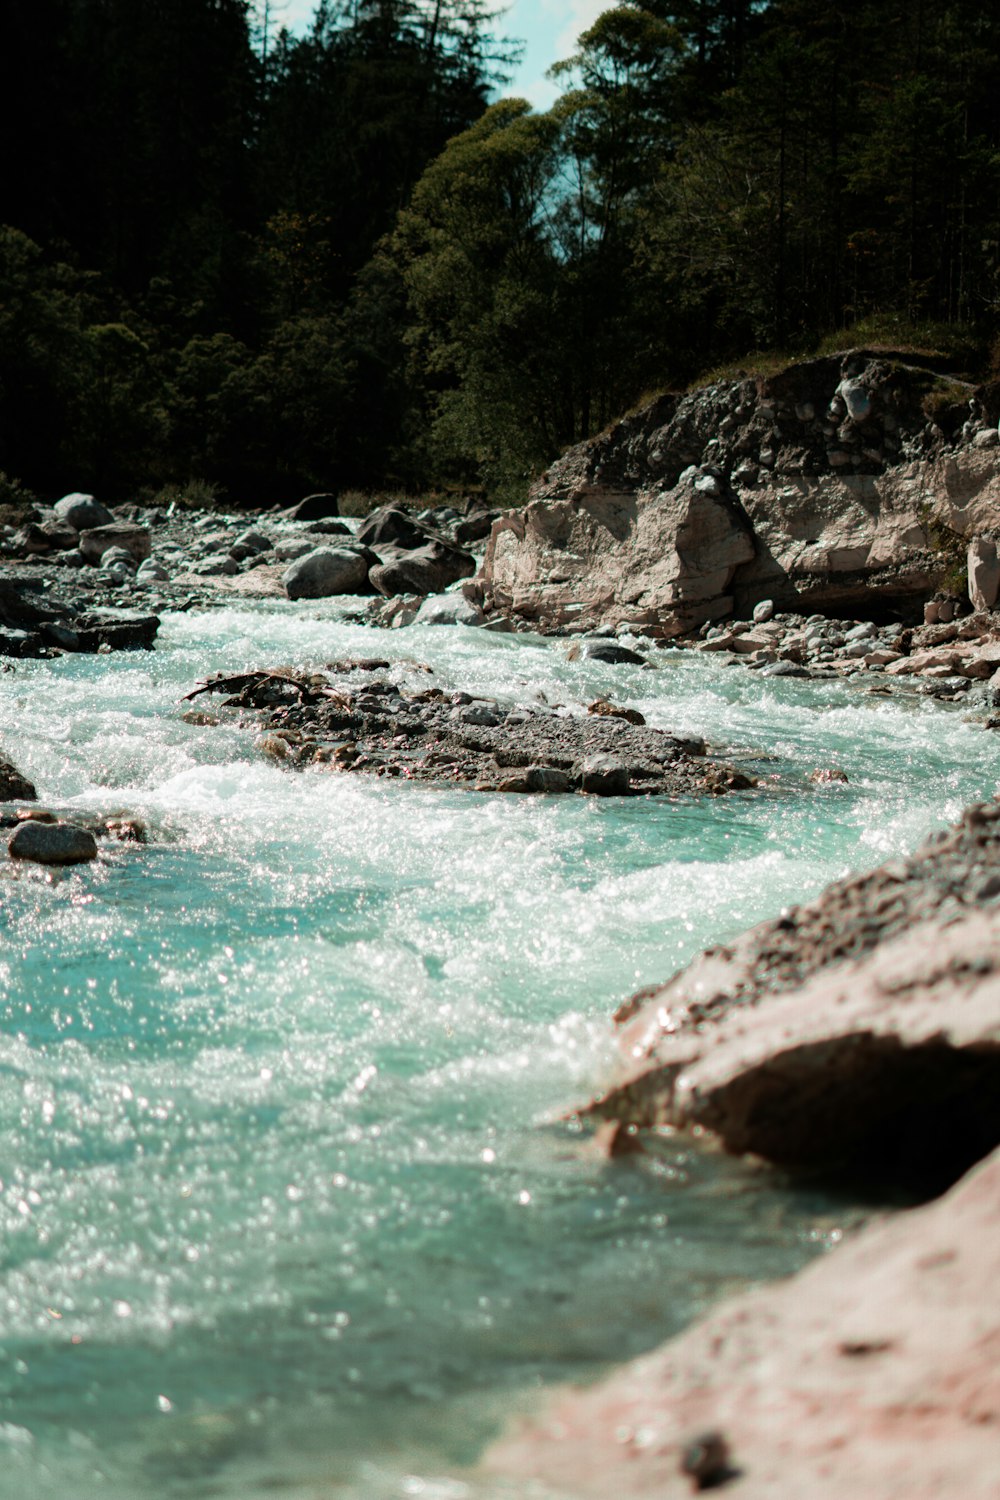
752, 599, 775, 623
54, 493, 114, 531
9, 820, 98, 865
282, 546, 372, 600
414, 594, 485, 627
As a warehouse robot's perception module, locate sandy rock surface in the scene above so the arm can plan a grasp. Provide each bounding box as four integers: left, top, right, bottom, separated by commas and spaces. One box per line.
485, 1144, 1000, 1499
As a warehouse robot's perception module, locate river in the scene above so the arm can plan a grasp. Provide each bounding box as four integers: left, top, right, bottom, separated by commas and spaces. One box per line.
1, 600, 996, 1497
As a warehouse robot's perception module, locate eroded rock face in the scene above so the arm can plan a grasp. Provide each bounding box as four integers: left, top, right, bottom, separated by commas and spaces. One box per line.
481, 352, 1000, 633
485, 1144, 1000, 1499
590, 801, 1000, 1180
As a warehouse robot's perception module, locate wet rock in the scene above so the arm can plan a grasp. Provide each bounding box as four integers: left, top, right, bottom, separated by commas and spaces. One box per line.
579, 755, 630, 795
282, 546, 374, 599
454, 509, 499, 545
0, 757, 36, 801
8, 819, 98, 865
413, 593, 485, 627
41, 609, 159, 653
570, 640, 648, 666
369, 541, 475, 597
53, 493, 114, 530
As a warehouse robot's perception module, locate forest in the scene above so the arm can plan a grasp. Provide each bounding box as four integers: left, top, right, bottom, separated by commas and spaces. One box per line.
2, 0, 999, 507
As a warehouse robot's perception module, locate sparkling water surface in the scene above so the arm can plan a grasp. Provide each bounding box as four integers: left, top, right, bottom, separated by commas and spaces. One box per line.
0, 602, 996, 1498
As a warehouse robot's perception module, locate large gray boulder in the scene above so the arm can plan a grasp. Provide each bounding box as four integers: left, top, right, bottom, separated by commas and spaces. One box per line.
282, 546, 374, 599
413, 593, 485, 627
369, 541, 475, 598
53, 493, 114, 531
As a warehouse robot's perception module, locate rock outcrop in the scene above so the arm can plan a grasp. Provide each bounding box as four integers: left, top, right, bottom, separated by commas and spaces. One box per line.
587, 801, 1000, 1183
485, 1143, 1000, 1499
482, 351, 1000, 634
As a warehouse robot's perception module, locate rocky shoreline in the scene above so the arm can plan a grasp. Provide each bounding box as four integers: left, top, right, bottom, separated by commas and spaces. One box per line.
3, 347, 1000, 1495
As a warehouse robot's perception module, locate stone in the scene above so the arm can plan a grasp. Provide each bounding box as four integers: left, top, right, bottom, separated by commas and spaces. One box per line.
967, 536, 1000, 612
190, 553, 239, 576
579, 755, 630, 795
41, 609, 159, 653
8, 820, 98, 865
751, 598, 775, 623
570, 640, 647, 666
525, 766, 572, 793
356, 505, 428, 551
285, 492, 339, 522
368, 541, 475, 597
273, 537, 317, 562
100, 545, 139, 573
413, 593, 485, 627
454, 510, 499, 545
136, 559, 169, 582
53, 493, 114, 530
486, 1147, 1000, 1500
282, 546, 374, 600
0, 757, 36, 801
79, 522, 152, 566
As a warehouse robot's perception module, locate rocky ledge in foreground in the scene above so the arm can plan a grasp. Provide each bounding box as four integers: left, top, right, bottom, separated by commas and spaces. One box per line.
183, 660, 754, 797
485, 1142, 1000, 1499
588, 800, 1000, 1180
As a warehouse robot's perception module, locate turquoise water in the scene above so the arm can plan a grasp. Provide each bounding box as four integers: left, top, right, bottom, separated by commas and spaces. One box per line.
0, 605, 996, 1498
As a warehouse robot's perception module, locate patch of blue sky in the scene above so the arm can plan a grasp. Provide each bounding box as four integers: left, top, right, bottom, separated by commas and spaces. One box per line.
272, 0, 609, 109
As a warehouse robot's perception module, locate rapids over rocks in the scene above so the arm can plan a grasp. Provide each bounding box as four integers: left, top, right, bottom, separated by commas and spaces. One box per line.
1, 597, 998, 1498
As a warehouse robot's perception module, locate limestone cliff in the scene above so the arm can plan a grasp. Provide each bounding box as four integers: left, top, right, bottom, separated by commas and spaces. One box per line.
481, 351, 1000, 634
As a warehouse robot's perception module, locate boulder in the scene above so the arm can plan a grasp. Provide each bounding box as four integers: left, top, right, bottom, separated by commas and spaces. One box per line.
282, 546, 375, 600
285, 492, 339, 522
79, 522, 152, 565
486, 1146, 1000, 1500
578, 755, 630, 795
356, 505, 428, 551
568, 640, 648, 666
592, 801, 1000, 1178
53, 493, 114, 530
967, 535, 1000, 612
413, 593, 485, 626
369, 541, 475, 597
455, 509, 500, 545
41, 609, 159, 653
0, 758, 37, 801
8, 819, 98, 865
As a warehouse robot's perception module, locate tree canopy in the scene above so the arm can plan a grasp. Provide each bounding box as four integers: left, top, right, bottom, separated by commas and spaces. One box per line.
1, 0, 998, 505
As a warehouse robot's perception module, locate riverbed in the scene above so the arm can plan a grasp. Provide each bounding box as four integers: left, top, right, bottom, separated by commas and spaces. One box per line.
1, 602, 996, 1498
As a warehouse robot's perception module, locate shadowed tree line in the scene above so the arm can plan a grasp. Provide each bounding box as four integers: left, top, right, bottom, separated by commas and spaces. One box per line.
1, 0, 998, 506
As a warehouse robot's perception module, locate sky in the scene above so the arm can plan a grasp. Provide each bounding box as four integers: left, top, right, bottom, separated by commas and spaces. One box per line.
276, 0, 610, 109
